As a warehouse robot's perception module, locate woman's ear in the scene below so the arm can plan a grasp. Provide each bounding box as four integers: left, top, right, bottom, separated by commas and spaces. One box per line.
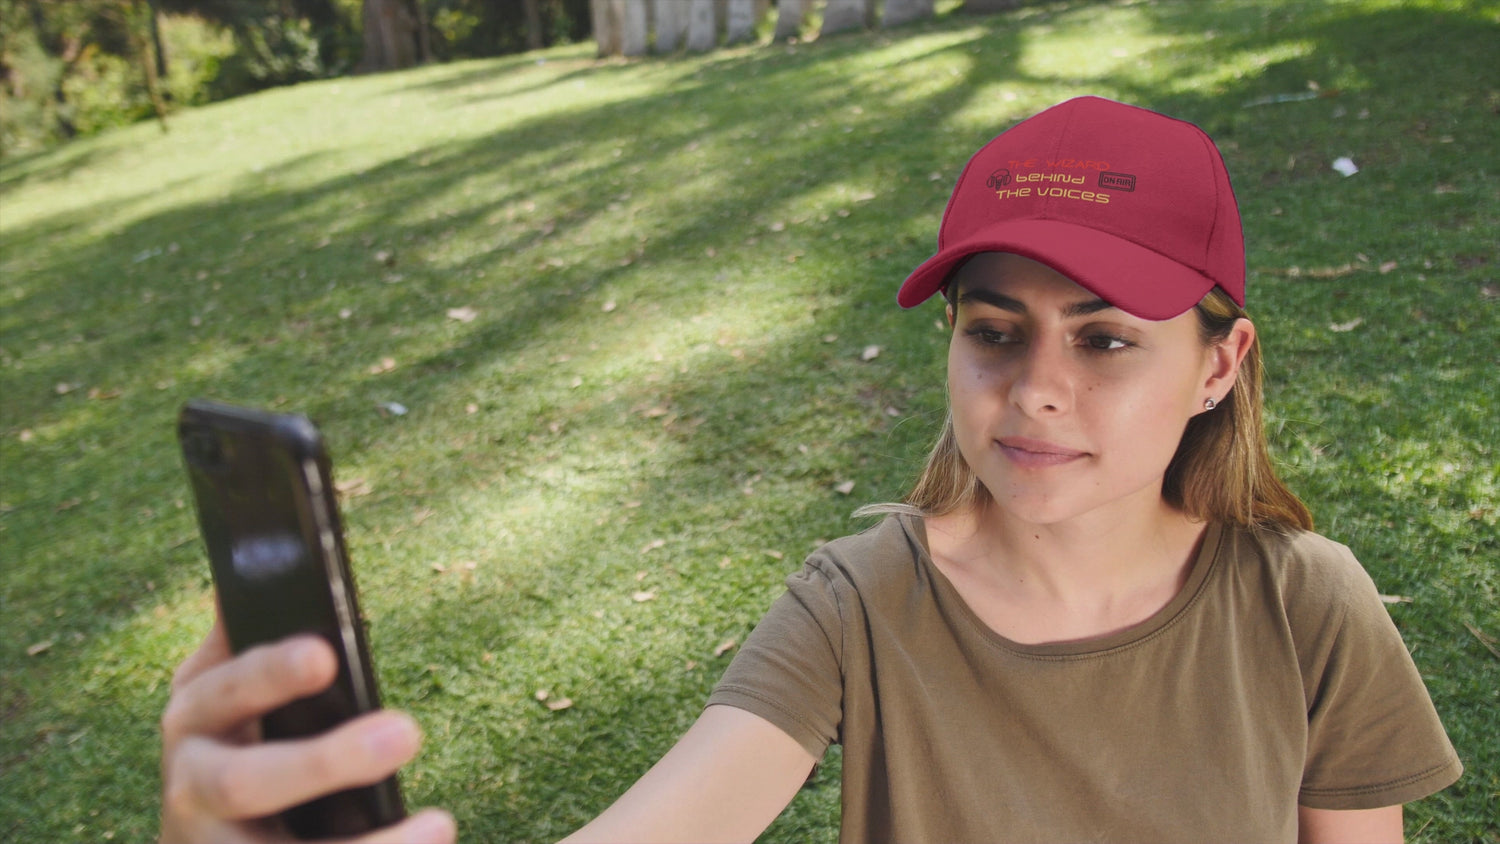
945, 303, 955, 329
1205, 318, 1255, 400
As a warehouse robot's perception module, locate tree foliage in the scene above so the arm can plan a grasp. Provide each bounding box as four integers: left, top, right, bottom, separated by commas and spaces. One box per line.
2, 0, 1036, 153
0, 0, 361, 154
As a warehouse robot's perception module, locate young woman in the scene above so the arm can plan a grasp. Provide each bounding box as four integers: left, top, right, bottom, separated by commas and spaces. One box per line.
159, 97, 1460, 843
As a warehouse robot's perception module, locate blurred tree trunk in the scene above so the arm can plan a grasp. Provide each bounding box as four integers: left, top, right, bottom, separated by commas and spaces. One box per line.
821, 0, 867, 36
684, 0, 715, 52
22, 0, 79, 137
620, 0, 648, 56
523, 0, 544, 50
144, 0, 167, 81
883, 0, 933, 27
652, 0, 685, 52
360, 0, 423, 71
592, 0, 622, 55
128, 0, 169, 130
772, 0, 803, 41
724, 0, 755, 44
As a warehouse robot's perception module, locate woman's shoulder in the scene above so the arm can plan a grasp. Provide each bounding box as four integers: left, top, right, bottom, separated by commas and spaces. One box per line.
1217, 522, 1383, 620
794, 513, 929, 594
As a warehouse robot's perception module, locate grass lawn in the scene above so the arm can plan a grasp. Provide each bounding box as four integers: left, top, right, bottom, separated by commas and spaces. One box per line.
1, 0, 1496, 840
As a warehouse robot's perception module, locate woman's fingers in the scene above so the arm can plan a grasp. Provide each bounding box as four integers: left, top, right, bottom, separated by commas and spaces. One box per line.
162, 634, 337, 742
172, 710, 423, 822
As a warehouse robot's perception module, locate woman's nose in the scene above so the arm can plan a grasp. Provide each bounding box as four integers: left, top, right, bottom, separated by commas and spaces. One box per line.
1008, 340, 1073, 417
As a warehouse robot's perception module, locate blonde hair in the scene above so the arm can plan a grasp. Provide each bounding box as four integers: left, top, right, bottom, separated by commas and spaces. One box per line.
866, 288, 1313, 531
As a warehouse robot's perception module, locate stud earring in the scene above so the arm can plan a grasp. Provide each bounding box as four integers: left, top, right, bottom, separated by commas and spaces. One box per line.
1204, 398, 1218, 411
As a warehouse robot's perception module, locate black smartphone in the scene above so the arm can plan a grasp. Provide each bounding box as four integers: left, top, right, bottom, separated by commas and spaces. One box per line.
177, 399, 405, 839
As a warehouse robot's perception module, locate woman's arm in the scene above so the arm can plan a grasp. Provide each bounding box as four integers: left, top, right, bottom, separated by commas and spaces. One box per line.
160, 613, 813, 843
1298, 805, 1403, 844
562, 705, 818, 843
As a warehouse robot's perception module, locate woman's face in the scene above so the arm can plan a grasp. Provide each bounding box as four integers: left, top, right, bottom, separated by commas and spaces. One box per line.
946, 253, 1237, 528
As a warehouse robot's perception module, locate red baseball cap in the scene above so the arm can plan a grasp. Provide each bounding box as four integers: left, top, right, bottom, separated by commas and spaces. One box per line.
898, 96, 1245, 320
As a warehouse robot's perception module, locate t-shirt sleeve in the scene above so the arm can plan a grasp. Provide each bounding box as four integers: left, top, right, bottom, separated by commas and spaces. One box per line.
706, 561, 846, 759
1295, 541, 1463, 809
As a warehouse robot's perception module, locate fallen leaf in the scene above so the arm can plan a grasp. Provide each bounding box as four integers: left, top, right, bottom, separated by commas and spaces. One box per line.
374, 250, 395, 266
861, 345, 881, 361
376, 400, 408, 416
1465, 623, 1500, 660
632, 590, 657, 603
369, 357, 397, 375
602, 300, 617, 312
446, 306, 478, 323
545, 697, 574, 711
1331, 157, 1359, 177
27, 640, 53, 657
431, 562, 447, 573
834, 481, 856, 495
714, 639, 737, 657
1329, 317, 1364, 333
1378, 594, 1413, 604
87, 387, 121, 400
1378, 261, 1398, 274
336, 477, 371, 497
640, 538, 666, 553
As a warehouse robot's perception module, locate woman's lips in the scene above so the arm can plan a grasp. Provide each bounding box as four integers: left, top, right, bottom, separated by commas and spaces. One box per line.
997, 436, 1088, 467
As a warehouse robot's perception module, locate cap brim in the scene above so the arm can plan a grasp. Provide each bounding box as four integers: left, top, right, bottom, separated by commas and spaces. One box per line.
898, 220, 1218, 321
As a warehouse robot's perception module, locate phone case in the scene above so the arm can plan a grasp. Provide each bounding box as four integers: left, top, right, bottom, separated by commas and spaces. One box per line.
178, 400, 405, 838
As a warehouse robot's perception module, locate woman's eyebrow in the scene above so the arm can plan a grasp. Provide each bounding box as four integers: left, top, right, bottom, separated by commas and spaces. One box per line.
958, 288, 1116, 318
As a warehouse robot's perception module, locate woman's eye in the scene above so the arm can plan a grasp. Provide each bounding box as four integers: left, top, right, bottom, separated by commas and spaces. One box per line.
1084, 334, 1131, 351
966, 327, 1015, 346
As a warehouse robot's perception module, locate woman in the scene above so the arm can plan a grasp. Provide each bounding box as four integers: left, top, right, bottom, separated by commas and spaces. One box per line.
160, 97, 1460, 843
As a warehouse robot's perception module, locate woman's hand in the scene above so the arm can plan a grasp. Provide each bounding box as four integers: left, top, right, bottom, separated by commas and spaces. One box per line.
159, 615, 456, 843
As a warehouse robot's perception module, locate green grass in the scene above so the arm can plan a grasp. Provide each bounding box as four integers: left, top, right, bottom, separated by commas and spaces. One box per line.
2, 0, 1496, 840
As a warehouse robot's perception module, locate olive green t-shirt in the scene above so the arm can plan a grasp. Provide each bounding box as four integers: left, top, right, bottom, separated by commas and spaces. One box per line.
708, 515, 1461, 843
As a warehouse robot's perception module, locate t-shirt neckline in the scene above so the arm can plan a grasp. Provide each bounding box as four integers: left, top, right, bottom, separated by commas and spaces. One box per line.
899, 513, 1226, 658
